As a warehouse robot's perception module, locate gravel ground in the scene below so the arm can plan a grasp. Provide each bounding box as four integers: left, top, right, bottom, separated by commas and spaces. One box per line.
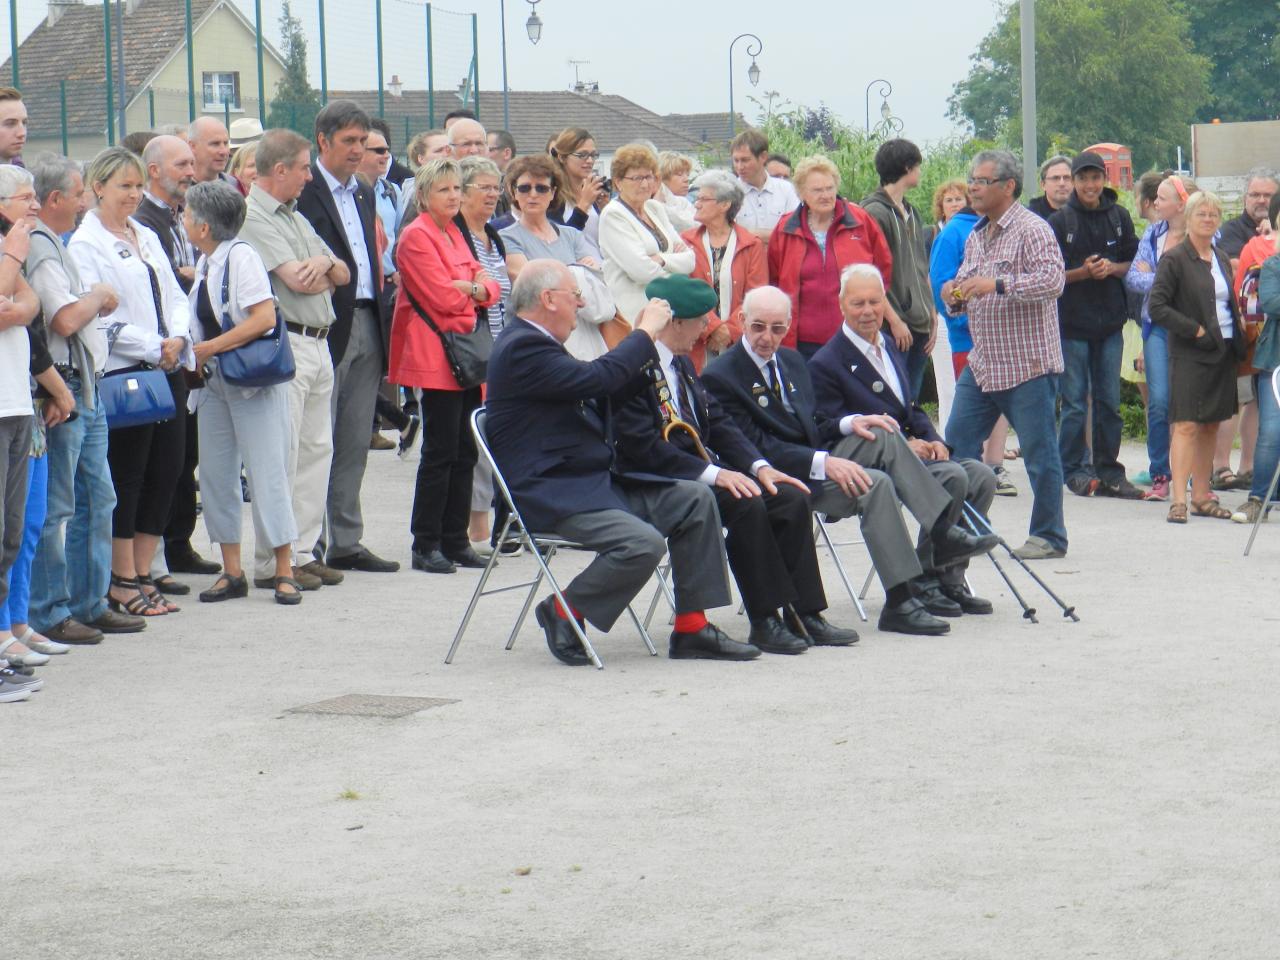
7, 440, 1278, 959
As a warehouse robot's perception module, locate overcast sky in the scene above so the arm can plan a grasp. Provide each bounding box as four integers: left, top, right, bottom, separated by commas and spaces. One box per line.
5, 0, 1009, 142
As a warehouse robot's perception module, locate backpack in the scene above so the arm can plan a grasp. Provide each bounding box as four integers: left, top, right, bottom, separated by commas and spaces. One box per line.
1059, 204, 1124, 263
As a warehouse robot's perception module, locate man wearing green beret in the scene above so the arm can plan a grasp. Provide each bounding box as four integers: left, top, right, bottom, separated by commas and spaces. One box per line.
611, 275, 861, 653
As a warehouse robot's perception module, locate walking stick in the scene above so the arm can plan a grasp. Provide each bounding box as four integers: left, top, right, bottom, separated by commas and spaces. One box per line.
963, 503, 1080, 622
960, 512, 1038, 623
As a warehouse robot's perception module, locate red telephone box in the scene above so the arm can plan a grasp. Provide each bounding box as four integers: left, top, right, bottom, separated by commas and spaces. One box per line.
1083, 142, 1134, 190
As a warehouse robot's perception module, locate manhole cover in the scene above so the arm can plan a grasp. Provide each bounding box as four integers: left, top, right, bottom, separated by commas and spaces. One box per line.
287, 694, 459, 718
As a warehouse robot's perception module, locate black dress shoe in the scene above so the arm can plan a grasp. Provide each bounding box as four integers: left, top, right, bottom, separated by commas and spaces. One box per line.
166, 546, 222, 575
747, 616, 808, 655
444, 546, 488, 569
411, 549, 456, 574
915, 579, 962, 617
152, 574, 191, 596
328, 549, 401, 573
534, 597, 591, 666
878, 597, 951, 636
933, 526, 999, 569
669, 622, 761, 661
792, 611, 859, 646
940, 582, 994, 614
198, 573, 249, 603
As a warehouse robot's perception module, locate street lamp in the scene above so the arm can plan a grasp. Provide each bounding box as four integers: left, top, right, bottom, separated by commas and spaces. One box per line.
864, 78, 892, 133
526, 0, 543, 44
728, 33, 763, 142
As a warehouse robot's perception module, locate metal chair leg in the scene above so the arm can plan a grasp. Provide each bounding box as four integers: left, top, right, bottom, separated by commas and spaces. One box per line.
445, 546, 504, 664
1244, 460, 1280, 556
507, 543, 554, 650
859, 566, 875, 601
814, 517, 868, 622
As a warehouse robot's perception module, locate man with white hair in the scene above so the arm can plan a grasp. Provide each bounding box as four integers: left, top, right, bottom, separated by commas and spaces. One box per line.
188, 117, 233, 184
447, 119, 488, 159
810, 264, 999, 611
704, 283, 996, 631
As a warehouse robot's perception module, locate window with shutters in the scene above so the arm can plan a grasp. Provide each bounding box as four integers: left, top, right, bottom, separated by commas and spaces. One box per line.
202, 72, 241, 111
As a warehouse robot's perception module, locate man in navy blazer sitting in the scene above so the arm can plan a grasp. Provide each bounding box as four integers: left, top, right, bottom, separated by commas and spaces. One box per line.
703, 286, 997, 634
485, 260, 756, 666
809, 265, 997, 613
613, 276, 860, 655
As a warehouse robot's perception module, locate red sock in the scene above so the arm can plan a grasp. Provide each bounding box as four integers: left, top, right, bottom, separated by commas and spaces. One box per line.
554, 597, 581, 620
674, 611, 708, 633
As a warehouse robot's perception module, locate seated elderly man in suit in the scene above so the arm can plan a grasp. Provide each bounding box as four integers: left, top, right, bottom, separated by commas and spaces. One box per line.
613, 275, 860, 654
485, 259, 759, 666
809, 264, 998, 614
703, 285, 998, 634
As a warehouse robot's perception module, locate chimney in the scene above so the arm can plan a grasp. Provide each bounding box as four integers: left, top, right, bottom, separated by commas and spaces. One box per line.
47, 0, 82, 28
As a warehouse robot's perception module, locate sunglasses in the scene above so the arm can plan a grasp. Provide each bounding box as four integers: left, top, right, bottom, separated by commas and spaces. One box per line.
366, 146, 390, 155
746, 322, 789, 336
515, 183, 554, 194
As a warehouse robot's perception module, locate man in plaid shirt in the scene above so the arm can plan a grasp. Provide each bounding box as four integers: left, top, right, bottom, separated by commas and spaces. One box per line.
942, 151, 1069, 560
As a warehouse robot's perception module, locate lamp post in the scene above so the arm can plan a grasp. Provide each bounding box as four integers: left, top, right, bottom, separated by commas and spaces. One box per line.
727, 33, 762, 142
526, 0, 543, 44
864, 78, 891, 133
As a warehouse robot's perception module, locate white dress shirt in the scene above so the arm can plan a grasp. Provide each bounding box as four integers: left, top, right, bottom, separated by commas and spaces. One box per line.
735, 175, 800, 234
316, 160, 374, 300
842, 324, 905, 404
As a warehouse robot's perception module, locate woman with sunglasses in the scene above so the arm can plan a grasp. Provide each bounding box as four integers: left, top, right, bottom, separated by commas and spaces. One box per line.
500, 154, 597, 282
548, 127, 608, 258
598, 144, 694, 328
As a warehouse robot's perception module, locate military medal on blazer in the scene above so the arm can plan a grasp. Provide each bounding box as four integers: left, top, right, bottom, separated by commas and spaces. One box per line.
650, 363, 711, 461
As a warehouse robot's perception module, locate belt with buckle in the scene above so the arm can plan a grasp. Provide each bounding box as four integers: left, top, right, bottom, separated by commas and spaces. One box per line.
353, 298, 377, 309
284, 321, 330, 340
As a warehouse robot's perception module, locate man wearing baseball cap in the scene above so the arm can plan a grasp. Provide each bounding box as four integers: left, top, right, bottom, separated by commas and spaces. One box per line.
1047, 151, 1141, 499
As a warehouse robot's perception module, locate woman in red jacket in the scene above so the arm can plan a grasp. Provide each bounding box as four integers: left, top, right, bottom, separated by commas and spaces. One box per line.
681, 170, 767, 371
390, 158, 500, 574
767, 156, 899, 357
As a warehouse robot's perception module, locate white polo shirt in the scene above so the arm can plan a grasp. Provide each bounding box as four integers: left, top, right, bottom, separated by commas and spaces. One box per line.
735, 175, 800, 234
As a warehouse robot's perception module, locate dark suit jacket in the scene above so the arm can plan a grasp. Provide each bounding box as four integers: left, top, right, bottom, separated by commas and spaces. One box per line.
701, 342, 843, 480
296, 167, 388, 367
133, 194, 193, 293
485, 320, 661, 532
1148, 241, 1247, 366
808, 328, 942, 444
613, 352, 764, 480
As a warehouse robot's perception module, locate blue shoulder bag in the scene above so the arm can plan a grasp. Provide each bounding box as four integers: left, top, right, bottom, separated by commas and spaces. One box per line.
215, 242, 296, 387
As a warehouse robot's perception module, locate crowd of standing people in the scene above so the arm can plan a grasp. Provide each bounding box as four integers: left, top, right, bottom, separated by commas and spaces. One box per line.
1, 78, 1277, 691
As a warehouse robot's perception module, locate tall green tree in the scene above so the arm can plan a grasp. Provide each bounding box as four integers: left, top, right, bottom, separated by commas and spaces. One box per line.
265, 1, 321, 138
948, 0, 1211, 170
1186, 0, 1280, 123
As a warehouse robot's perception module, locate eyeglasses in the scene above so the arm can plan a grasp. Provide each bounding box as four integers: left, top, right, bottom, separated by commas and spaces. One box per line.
0, 192, 35, 204
452, 139, 487, 150
466, 183, 504, 194
1246, 191, 1276, 201
569, 150, 600, 161
967, 176, 1009, 187
746, 321, 789, 337
1043, 174, 1072, 183
515, 182, 553, 194
693, 195, 724, 205
366, 146, 390, 155
547, 287, 583, 300
622, 174, 656, 184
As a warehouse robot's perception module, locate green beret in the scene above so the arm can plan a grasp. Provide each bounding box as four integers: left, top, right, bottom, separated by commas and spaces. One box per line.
645, 274, 718, 320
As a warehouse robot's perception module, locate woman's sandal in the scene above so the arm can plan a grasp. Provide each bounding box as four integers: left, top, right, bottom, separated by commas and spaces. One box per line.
1190, 498, 1233, 520
1167, 503, 1188, 523
198, 573, 249, 603
136, 575, 181, 613
108, 573, 167, 616
273, 576, 303, 606
1210, 466, 1237, 491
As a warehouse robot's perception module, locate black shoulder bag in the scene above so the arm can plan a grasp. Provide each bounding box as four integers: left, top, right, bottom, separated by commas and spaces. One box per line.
396, 245, 493, 388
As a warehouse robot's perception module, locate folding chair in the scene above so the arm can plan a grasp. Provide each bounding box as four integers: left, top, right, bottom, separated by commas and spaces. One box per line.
445, 408, 657, 670
813, 514, 871, 621
1245, 366, 1280, 557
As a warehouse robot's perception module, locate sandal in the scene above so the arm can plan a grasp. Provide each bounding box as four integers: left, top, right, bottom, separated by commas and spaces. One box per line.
1210, 466, 1237, 491
137, 575, 181, 613
1190, 498, 1233, 520
198, 573, 249, 603
273, 576, 303, 606
108, 573, 167, 616
1233, 469, 1253, 491
1167, 503, 1188, 524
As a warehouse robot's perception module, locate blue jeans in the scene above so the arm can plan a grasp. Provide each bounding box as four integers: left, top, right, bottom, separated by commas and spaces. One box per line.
1250, 370, 1280, 502
946, 369, 1068, 552
1058, 331, 1126, 486
3, 454, 47, 629
29, 384, 116, 631
905, 330, 930, 402
1143, 325, 1171, 478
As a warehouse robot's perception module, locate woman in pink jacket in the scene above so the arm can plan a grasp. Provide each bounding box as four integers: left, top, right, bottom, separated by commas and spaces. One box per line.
390, 158, 499, 574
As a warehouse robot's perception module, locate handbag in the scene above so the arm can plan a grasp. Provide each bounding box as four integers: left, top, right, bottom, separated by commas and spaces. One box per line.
214, 242, 296, 387
401, 282, 492, 389
99, 364, 176, 429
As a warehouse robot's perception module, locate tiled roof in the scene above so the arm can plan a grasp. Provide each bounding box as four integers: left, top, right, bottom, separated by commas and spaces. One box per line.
328, 88, 713, 155
662, 112, 749, 146
1, 0, 219, 137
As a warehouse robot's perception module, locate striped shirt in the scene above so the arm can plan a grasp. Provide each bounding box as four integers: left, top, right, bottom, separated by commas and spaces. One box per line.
468, 230, 510, 337
953, 201, 1066, 392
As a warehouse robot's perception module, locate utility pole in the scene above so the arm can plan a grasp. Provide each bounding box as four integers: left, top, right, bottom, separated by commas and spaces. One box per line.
1020, 0, 1037, 178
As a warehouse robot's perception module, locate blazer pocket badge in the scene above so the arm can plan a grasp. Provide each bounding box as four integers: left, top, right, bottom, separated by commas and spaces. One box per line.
872, 380, 885, 393
758, 395, 770, 407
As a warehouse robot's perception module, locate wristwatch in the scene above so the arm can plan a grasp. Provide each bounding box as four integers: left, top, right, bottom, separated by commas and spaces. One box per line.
470, 281, 480, 298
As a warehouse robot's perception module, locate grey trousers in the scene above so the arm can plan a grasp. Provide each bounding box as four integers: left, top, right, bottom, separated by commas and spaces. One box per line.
0, 415, 32, 618
808, 428, 954, 590
325, 306, 382, 559
551, 479, 731, 632
920, 458, 996, 585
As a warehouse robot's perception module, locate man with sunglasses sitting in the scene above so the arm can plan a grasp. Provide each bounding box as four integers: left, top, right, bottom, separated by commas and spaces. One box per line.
702, 285, 995, 635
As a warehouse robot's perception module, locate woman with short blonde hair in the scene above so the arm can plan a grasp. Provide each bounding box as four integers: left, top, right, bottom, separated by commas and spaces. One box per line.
657, 151, 696, 232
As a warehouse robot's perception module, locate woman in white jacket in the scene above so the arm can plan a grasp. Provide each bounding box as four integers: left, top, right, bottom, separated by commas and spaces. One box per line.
69, 147, 193, 619
598, 144, 695, 326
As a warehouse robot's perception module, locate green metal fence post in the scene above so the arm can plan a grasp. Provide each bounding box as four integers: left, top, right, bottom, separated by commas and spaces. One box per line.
103, 0, 115, 145
403, 115, 410, 146
60, 80, 68, 155
255, 0, 266, 120
8, 0, 18, 89
148, 88, 156, 128
185, 0, 195, 121
224, 98, 230, 131
318, 0, 328, 104
471, 13, 479, 116
375, 0, 384, 117
425, 3, 434, 127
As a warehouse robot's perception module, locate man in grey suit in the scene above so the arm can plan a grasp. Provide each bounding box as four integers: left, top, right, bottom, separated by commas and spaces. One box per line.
702, 286, 997, 635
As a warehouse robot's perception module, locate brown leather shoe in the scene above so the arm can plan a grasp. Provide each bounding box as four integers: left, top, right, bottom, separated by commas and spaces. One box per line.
89, 610, 147, 634
43, 616, 106, 644
254, 566, 322, 591
298, 559, 344, 585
